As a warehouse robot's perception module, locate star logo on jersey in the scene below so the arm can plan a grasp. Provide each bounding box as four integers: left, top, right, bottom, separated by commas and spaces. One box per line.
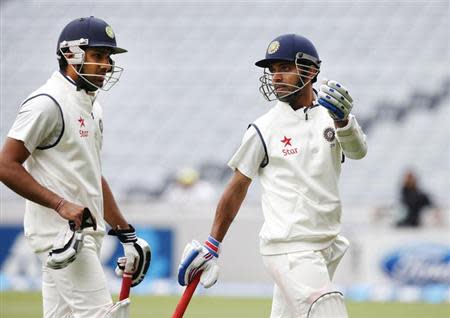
281, 136, 292, 147
78, 116, 86, 128
78, 116, 89, 138
281, 136, 299, 157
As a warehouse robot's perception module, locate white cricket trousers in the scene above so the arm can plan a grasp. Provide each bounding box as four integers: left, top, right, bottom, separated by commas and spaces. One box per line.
262, 236, 349, 318
37, 235, 113, 318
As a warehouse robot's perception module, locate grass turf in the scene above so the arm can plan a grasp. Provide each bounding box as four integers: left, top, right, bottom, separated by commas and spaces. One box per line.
1, 292, 449, 317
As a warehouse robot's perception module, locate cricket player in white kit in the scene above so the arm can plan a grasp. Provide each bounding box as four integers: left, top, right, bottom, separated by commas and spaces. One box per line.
178, 34, 367, 318
0, 17, 150, 318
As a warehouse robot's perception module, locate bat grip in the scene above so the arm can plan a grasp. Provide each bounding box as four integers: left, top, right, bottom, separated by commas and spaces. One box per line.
119, 272, 133, 301
172, 272, 202, 318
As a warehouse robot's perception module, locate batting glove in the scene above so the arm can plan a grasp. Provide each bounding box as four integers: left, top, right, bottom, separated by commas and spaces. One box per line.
318, 79, 353, 120
178, 236, 221, 288
109, 225, 151, 287
46, 208, 96, 269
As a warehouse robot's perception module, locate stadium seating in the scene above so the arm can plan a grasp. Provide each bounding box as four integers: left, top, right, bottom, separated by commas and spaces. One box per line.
1, 0, 449, 206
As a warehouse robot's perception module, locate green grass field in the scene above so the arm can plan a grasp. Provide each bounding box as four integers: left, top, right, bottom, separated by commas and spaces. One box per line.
1, 292, 449, 318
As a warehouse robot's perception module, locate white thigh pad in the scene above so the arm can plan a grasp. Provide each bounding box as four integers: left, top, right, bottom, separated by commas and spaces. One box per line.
307, 292, 348, 318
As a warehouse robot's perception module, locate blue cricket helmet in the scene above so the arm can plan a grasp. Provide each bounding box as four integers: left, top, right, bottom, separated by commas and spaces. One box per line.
255, 34, 320, 68
57, 16, 127, 55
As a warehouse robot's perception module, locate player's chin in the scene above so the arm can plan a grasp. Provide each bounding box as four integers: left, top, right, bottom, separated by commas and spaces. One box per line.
92, 78, 105, 87
275, 89, 293, 98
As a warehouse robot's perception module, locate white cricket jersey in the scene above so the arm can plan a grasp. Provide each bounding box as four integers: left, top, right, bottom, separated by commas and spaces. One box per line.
8, 71, 105, 252
228, 101, 367, 255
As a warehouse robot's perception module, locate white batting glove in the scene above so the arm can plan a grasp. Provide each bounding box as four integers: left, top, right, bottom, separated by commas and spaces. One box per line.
46, 225, 84, 269
318, 79, 353, 120
178, 236, 221, 288
46, 208, 96, 269
109, 225, 151, 287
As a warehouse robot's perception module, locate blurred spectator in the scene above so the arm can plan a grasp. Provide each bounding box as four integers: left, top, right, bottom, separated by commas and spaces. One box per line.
396, 170, 442, 227
163, 167, 217, 204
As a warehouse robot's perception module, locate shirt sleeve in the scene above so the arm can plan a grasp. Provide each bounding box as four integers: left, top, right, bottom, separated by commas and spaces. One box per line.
335, 114, 368, 160
227, 125, 266, 179
7, 95, 63, 153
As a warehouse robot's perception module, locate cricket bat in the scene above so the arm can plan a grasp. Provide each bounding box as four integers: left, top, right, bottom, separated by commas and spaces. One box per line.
172, 272, 202, 318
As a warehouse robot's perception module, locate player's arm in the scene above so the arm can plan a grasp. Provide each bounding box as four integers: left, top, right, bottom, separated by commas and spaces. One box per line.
177, 169, 252, 288
178, 124, 261, 288
0, 138, 84, 227
102, 176, 129, 229
334, 115, 367, 159
210, 169, 252, 241
318, 79, 367, 159
103, 176, 151, 286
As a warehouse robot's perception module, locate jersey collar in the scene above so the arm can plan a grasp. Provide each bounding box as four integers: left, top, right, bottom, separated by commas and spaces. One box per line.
55, 71, 98, 101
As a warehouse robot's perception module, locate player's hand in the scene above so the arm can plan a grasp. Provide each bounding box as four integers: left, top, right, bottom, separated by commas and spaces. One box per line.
46, 209, 96, 269
178, 236, 221, 288
109, 225, 151, 287
54, 199, 85, 229
318, 79, 353, 120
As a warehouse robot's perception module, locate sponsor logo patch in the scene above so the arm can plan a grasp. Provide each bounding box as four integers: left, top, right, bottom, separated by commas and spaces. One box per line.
280, 136, 298, 157
78, 116, 85, 128
281, 136, 292, 147
78, 116, 89, 138
381, 244, 450, 286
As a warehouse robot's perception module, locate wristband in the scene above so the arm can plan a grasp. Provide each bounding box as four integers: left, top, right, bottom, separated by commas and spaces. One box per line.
204, 235, 221, 258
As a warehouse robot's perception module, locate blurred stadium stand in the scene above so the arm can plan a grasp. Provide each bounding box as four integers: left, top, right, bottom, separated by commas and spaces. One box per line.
1, 0, 449, 208
1, 0, 449, 303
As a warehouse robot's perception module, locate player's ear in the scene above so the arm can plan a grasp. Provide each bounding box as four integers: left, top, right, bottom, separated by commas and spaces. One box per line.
64, 52, 74, 59
299, 62, 318, 81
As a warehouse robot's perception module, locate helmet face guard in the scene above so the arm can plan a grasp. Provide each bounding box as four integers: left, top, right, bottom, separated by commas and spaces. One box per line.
258, 52, 321, 102
56, 17, 126, 91
58, 38, 124, 91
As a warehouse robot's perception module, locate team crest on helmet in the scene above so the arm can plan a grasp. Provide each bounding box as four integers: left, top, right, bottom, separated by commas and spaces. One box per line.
105, 26, 115, 39
323, 127, 335, 142
267, 40, 280, 54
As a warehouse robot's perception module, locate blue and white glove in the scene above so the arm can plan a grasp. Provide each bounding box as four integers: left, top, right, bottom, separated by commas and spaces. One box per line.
318, 79, 353, 120
178, 236, 221, 288
109, 225, 151, 287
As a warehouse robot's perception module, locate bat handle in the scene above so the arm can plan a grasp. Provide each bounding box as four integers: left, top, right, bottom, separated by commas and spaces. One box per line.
119, 272, 133, 301
172, 272, 202, 318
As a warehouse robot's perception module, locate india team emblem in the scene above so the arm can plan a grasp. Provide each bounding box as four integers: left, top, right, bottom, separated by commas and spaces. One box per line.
105, 26, 115, 39
267, 40, 280, 54
323, 127, 336, 142
99, 119, 103, 133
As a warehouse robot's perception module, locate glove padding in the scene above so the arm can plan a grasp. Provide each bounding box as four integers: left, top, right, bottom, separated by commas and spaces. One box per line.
178, 239, 220, 288
318, 79, 353, 120
46, 208, 96, 269
109, 225, 151, 287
